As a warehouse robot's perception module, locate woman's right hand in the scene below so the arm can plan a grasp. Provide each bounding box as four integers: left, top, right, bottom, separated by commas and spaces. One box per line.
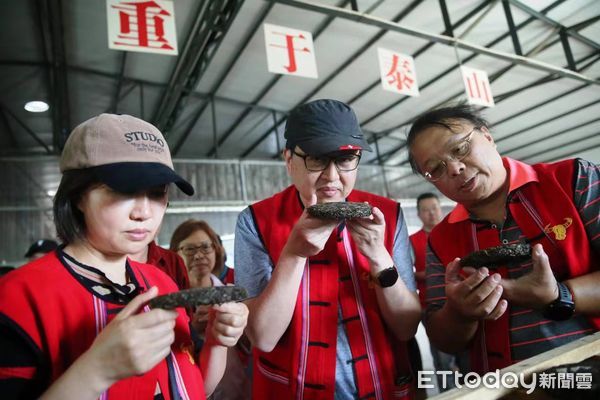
81, 286, 179, 390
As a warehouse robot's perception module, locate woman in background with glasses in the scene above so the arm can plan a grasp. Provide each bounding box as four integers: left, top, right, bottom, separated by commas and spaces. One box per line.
170, 220, 225, 289
170, 219, 251, 400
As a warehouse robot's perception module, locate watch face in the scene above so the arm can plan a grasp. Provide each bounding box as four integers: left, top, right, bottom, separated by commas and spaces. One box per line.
378, 267, 399, 288
547, 303, 575, 321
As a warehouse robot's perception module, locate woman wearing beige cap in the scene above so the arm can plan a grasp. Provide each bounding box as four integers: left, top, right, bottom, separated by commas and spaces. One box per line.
0, 114, 248, 400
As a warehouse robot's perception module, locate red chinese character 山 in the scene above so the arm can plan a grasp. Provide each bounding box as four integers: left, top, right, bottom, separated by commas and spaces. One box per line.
112, 1, 174, 50
461, 66, 494, 107
386, 55, 415, 90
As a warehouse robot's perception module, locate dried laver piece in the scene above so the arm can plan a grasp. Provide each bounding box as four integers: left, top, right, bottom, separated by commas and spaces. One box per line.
307, 202, 372, 220
459, 243, 531, 268
149, 286, 248, 310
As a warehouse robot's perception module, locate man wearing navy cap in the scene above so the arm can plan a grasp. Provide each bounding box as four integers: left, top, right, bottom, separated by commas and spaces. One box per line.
235, 99, 420, 399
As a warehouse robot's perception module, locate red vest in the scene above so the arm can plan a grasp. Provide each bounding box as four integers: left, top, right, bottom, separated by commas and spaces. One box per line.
250, 186, 413, 400
409, 229, 427, 307
0, 252, 205, 400
429, 159, 600, 373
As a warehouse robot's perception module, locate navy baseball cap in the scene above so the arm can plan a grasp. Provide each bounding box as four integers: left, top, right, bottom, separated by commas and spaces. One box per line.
284, 99, 372, 156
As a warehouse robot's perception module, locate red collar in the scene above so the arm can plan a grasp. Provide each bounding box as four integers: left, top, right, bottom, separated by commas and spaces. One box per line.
145, 241, 165, 266
447, 157, 539, 223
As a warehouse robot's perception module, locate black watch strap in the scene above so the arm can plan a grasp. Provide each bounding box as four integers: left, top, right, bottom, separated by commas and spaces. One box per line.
542, 282, 575, 321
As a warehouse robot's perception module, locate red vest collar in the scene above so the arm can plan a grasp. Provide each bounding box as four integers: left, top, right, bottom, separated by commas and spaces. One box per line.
447, 157, 539, 223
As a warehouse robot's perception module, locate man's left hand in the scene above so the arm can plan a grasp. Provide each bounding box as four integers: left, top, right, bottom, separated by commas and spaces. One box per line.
498, 244, 559, 309
346, 205, 390, 266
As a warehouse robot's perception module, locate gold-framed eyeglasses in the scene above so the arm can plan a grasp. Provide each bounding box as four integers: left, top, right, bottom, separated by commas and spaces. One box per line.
292, 150, 361, 172
178, 242, 214, 256
422, 127, 480, 182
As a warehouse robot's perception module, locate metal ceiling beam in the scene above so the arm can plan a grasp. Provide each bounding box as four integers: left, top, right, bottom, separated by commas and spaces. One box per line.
239, 0, 492, 158
36, 0, 70, 153
350, 0, 501, 125
502, 116, 600, 155
46, 63, 290, 116
508, 0, 600, 51
495, 98, 600, 145
205, 0, 351, 158
274, 0, 598, 85
359, 0, 568, 130
152, 0, 245, 134
438, 0, 454, 37
0, 108, 17, 148
105, 82, 137, 114
547, 140, 600, 163
0, 104, 52, 154
369, 1, 587, 162
524, 130, 600, 162
374, 58, 599, 166
111, 53, 128, 113
501, 0, 522, 55
171, 1, 276, 156
382, 67, 599, 164
567, 15, 600, 32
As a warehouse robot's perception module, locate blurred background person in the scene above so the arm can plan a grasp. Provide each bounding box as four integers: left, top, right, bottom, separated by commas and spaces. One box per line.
170, 219, 251, 400
410, 193, 460, 391
24, 239, 58, 261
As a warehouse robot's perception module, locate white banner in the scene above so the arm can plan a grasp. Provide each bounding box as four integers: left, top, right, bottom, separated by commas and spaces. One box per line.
107, 0, 178, 55
378, 48, 419, 96
264, 23, 318, 79
461, 66, 494, 107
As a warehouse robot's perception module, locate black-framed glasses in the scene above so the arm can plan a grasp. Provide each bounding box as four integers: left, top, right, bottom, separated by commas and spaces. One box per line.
292, 150, 361, 172
422, 127, 480, 182
178, 242, 214, 256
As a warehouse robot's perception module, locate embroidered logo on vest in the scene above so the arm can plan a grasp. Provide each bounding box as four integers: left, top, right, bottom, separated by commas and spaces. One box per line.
544, 217, 572, 240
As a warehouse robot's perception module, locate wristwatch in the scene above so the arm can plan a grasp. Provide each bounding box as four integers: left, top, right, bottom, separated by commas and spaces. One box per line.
373, 266, 399, 288
542, 282, 575, 321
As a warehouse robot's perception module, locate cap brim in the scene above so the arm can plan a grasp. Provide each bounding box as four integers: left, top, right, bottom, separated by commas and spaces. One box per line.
92, 162, 195, 196
295, 136, 372, 156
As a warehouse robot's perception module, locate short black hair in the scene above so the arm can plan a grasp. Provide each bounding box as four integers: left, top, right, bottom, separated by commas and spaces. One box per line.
407, 103, 490, 174
416, 192, 439, 211
53, 169, 102, 244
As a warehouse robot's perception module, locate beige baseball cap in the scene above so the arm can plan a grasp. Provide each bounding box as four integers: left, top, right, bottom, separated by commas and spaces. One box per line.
60, 113, 194, 195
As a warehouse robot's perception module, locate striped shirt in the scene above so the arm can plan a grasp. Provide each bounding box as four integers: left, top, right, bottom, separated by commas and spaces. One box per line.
425, 158, 600, 362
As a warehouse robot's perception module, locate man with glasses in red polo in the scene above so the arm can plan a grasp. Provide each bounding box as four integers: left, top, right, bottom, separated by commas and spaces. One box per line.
407, 103, 600, 376
235, 99, 421, 400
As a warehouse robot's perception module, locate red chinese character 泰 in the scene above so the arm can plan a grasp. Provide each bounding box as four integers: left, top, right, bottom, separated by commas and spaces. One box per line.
386, 54, 415, 90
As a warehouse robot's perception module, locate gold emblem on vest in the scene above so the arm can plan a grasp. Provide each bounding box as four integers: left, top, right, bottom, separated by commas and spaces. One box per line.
544, 217, 572, 241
